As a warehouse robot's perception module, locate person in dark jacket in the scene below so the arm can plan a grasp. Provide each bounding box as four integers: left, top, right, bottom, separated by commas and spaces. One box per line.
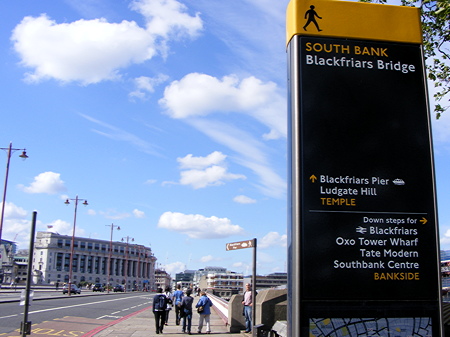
181, 289, 194, 334
153, 288, 168, 334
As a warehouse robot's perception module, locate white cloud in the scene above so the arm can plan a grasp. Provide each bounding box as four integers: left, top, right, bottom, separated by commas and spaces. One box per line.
259, 231, 287, 249
2, 202, 27, 219
177, 152, 246, 189
12, 15, 154, 84
233, 195, 256, 204
11, 0, 202, 84
130, 0, 203, 39
133, 209, 145, 218
163, 261, 186, 275
41, 219, 74, 236
19, 171, 66, 194
178, 151, 226, 169
157, 211, 244, 239
129, 74, 169, 100
180, 165, 246, 189
160, 73, 286, 140
188, 119, 286, 198
2, 202, 31, 248
159, 73, 287, 198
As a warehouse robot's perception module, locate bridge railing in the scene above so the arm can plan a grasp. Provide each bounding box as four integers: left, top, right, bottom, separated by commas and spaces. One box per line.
207, 293, 229, 326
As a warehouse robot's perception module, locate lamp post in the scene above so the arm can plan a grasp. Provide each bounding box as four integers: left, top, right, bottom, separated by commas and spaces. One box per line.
121, 236, 134, 292
106, 223, 120, 293
137, 245, 143, 291
64, 196, 88, 296
0, 143, 28, 282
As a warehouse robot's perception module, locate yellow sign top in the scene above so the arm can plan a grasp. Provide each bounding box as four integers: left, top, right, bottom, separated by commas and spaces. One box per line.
287, 0, 422, 45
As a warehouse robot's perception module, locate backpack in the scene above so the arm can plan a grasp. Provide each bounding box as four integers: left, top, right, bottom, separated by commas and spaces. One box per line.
154, 294, 166, 311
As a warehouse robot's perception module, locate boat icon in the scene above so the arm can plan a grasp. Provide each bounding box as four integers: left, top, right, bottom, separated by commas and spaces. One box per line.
393, 178, 405, 185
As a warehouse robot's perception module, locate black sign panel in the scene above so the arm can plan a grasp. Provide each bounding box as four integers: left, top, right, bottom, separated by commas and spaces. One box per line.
297, 36, 440, 302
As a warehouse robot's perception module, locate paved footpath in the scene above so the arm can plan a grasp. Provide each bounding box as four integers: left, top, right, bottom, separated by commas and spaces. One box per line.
0, 288, 248, 337
82, 306, 248, 337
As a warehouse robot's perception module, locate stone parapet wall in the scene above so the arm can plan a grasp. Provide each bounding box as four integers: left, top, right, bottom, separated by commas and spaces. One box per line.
228, 288, 287, 333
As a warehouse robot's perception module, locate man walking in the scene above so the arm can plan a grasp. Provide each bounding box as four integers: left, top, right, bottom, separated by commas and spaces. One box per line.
173, 284, 184, 325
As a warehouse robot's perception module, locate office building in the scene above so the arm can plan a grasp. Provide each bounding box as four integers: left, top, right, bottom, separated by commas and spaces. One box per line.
33, 231, 156, 291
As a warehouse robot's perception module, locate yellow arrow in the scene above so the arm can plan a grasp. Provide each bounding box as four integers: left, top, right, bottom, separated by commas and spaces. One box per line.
310, 175, 317, 183
420, 217, 427, 225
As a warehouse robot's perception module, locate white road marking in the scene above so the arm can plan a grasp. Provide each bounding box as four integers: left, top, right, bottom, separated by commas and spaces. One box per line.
96, 315, 122, 319
0, 295, 150, 320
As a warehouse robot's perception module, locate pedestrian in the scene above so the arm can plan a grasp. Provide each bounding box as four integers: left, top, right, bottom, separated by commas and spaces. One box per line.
55, 281, 59, 291
181, 289, 194, 334
153, 287, 168, 334
164, 285, 173, 325
173, 284, 184, 325
196, 291, 213, 334
242, 283, 253, 333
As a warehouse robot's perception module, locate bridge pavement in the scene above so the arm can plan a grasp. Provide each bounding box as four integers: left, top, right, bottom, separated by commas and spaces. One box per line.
82, 306, 248, 337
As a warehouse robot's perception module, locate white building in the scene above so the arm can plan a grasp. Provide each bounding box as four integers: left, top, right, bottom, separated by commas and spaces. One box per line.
198, 268, 244, 300
33, 231, 157, 291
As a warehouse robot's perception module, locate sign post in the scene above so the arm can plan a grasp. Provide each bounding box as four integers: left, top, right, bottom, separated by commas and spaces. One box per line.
287, 1, 442, 336
226, 238, 257, 336
20, 211, 37, 336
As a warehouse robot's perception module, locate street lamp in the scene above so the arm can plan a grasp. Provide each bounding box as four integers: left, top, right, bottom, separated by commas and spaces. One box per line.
64, 196, 88, 296
0, 142, 28, 281
106, 223, 120, 293
121, 236, 134, 292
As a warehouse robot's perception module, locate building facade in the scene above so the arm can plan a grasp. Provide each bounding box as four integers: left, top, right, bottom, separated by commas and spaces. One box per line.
155, 269, 172, 290
254, 272, 288, 290
0, 239, 18, 284
33, 232, 157, 291
198, 268, 244, 300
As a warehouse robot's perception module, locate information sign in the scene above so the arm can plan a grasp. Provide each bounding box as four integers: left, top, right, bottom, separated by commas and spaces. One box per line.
226, 240, 254, 251
300, 36, 437, 300
287, 1, 442, 336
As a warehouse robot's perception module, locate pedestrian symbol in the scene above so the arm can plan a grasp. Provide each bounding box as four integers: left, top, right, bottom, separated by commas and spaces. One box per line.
303, 5, 322, 32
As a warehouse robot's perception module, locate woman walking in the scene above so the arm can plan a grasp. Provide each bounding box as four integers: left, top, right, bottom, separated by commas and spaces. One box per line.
196, 291, 213, 334
164, 285, 173, 325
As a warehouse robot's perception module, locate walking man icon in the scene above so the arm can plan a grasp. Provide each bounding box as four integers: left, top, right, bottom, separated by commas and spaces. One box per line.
303, 5, 322, 32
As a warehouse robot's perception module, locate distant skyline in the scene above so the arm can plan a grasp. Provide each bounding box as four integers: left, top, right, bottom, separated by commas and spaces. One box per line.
0, 0, 449, 277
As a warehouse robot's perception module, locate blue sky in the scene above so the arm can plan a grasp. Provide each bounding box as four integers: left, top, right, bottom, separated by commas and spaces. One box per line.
0, 0, 289, 276
0, 0, 449, 277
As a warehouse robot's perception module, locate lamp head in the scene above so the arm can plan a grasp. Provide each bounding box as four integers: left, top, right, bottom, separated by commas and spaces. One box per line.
19, 150, 28, 159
